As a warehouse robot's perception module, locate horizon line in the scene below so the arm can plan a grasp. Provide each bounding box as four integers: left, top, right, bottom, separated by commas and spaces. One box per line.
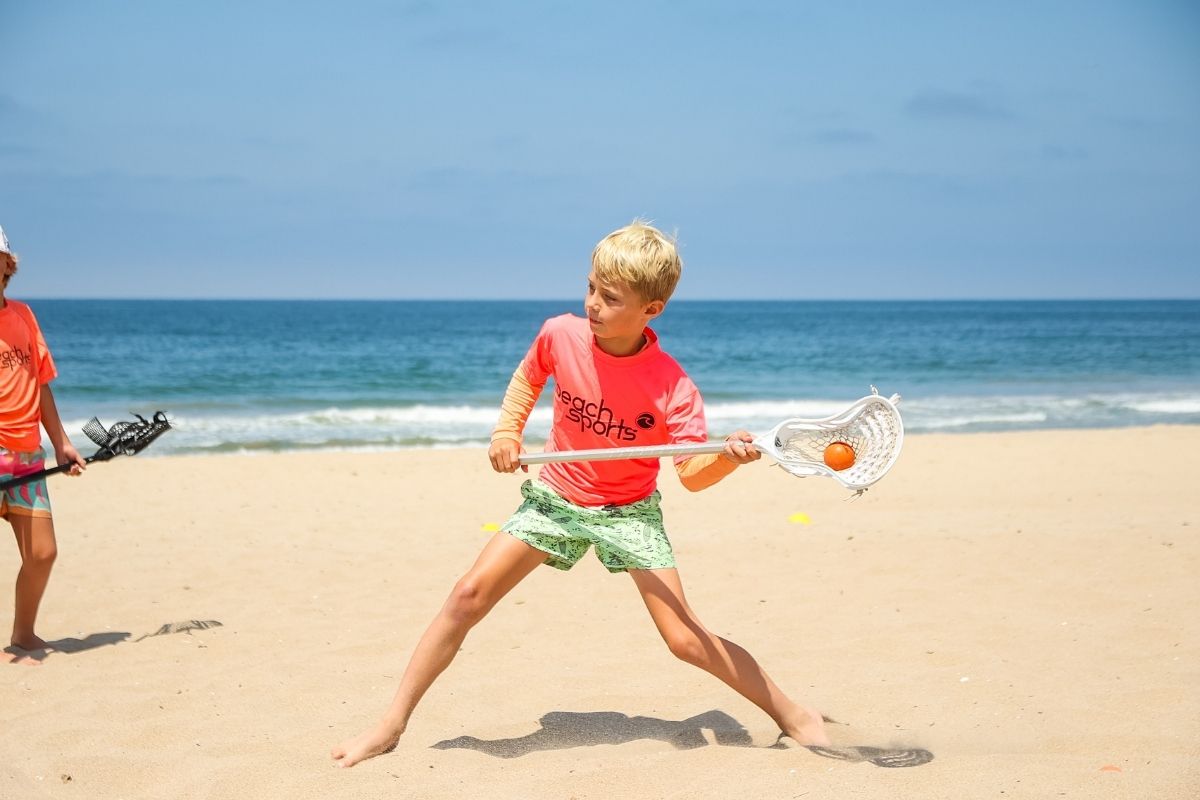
18, 295, 1200, 303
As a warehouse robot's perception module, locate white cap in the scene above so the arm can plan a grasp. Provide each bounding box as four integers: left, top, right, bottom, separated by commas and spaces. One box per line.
0, 225, 9, 255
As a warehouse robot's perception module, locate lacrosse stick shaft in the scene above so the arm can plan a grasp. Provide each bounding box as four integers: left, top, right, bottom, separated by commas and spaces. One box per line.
520, 440, 745, 465
0, 458, 95, 491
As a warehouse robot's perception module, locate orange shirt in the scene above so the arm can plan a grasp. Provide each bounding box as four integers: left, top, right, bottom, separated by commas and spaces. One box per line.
495, 314, 708, 506
0, 300, 57, 451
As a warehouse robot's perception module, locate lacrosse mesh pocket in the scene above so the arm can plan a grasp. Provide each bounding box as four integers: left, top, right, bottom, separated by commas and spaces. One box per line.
772, 396, 903, 489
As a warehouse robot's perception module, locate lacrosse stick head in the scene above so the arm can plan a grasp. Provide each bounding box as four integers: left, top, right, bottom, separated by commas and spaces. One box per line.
763, 394, 904, 491
87, 411, 172, 460
82, 418, 111, 447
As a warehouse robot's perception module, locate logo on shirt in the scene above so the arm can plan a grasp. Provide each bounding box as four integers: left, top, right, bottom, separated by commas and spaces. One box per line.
556, 387, 650, 442
0, 345, 31, 372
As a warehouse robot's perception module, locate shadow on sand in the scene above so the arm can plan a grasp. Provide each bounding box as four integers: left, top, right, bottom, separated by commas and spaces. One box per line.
4, 631, 130, 662
433, 709, 933, 767
4, 619, 223, 662
434, 709, 753, 757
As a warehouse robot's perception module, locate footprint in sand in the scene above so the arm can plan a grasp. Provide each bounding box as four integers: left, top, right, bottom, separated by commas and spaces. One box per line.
806, 745, 935, 768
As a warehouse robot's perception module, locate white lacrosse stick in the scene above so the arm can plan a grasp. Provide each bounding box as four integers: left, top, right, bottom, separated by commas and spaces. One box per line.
520, 388, 904, 492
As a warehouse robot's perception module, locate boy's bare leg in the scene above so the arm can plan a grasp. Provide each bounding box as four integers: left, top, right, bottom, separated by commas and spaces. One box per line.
331, 532, 548, 768
9, 515, 57, 652
629, 568, 830, 747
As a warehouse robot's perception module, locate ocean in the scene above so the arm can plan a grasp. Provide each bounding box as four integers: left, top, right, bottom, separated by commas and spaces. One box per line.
23, 299, 1200, 457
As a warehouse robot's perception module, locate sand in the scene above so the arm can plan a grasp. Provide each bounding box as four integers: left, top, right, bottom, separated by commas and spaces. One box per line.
2, 426, 1197, 799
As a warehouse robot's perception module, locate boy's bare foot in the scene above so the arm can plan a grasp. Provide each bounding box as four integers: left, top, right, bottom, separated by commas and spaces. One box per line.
331, 722, 403, 768
781, 705, 831, 747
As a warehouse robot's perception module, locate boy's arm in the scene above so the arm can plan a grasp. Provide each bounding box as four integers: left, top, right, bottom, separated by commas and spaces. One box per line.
38, 385, 86, 474
489, 366, 545, 473
674, 431, 759, 491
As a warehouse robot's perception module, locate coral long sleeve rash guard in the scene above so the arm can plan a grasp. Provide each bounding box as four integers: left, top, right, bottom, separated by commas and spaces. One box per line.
0, 300, 57, 452
492, 314, 736, 506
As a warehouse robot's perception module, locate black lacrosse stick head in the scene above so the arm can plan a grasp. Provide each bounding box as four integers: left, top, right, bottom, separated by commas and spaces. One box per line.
82, 418, 111, 447
84, 411, 171, 461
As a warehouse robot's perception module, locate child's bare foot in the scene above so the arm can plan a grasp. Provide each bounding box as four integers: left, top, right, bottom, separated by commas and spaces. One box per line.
331, 722, 403, 768
3, 650, 42, 666
10, 634, 53, 652
782, 705, 831, 747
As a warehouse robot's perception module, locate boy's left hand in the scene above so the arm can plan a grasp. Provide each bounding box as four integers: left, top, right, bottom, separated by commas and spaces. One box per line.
56, 443, 87, 476
722, 430, 761, 465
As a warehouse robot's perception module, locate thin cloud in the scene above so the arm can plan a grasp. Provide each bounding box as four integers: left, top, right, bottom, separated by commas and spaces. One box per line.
0, 143, 39, 158
400, 0, 438, 17
0, 93, 60, 132
1094, 112, 1160, 131
832, 167, 985, 201
1041, 143, 1088, 161
403, 165, 568, 194
810, 128, 877, 145
416, 25, 503, 50
904, 89, 1015, 121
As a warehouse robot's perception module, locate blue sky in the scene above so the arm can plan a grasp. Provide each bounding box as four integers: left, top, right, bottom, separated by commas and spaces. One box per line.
1, 1, 1197, 299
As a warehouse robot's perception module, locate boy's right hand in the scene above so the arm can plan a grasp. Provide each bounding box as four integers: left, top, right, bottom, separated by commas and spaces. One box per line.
488, 438, 529, 473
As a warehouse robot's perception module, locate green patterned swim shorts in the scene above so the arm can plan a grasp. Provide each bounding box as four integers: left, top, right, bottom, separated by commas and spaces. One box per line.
502, 479, 676, 573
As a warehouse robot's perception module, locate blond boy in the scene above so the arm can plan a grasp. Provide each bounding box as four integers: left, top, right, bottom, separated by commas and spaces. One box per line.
332, 221, 830, 766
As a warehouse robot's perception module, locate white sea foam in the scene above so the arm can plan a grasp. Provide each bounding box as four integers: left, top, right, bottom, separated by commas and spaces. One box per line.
56, 391, 1200, 456
1123, 398, 1200, 414
916, 412, 1049, 430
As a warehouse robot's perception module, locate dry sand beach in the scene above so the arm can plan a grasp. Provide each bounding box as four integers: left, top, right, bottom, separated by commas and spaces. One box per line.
2, 426, 1197, 799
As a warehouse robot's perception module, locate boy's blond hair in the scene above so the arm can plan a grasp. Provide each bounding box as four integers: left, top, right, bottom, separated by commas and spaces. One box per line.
591, 220, 682, 303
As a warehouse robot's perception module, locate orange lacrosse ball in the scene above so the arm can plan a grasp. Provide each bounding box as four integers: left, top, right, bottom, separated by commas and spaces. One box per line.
823, 441, 856, 471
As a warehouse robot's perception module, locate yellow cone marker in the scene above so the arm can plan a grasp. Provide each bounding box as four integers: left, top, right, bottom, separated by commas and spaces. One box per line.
481, 522, 501, 532
788, 512, 812, 525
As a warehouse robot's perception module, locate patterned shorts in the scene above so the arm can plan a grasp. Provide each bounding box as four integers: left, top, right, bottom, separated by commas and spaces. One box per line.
502, 479, 676, 573
0, 447, 52, 519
